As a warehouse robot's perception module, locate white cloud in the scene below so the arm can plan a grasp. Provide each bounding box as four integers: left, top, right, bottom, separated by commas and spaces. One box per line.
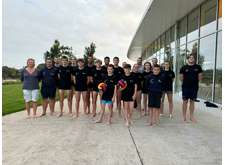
3, 0, 149, 68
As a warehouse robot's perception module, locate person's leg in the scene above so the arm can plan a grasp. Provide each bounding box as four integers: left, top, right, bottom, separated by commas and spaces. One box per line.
92, 91, 98, 117
96, 103, 105, 123
143, 94, 148, 116
75, 91, 81, 117
49, 98, 55, 115
41, 99, 48, 116
58, 90, 64, 117
124, 102, 129, 127
81, 91, 87, 114
167, 93, 173, 118
25, 102, 31, 118
107, 103, 113, 124
160, 93, 165, 115
189, 100, 197, 123
182, 99, 188, 121
86, 89, 91, 114
155, 108, 160, 125
136, 91, 142, 117
148, 107, 153, 126
67, 90, 73, 115
152, 109, 156, 125
128, 101, 134, 125
116, 90, 122, 116
32, 101, 38, 118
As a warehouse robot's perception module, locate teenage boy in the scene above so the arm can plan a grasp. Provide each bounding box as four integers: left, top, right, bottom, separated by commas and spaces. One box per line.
39, 58, 58, 116
147, 64, 162, 126
113, 56, 124, 116
72, 58, 89, 118
57, 56, 73, 117
95, 64, 117, 124
101, 56, 110, 75
160, 61, 175, 118
121, 64, 137, 127
180, 54, 202, 123
91, 59, 105, 117
86, 55, 95, 114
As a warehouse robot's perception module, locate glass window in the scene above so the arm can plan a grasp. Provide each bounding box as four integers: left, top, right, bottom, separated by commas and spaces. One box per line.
198, 34, 216, 101
187, 8, 199, 42
214, 31, 221, 103
165, 29, 170, 46
171, 26, 175, 42
187, 40, 198, 61
218, 0, 222, 30
178, 17, 187, 45
170, 41, 175, 70
200, 0, 217, 36
175, 45, 187, 92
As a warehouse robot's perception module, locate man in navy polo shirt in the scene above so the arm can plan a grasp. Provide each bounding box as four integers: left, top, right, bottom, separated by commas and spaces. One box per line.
39, 58, 58, 116
180, 54, 203, 123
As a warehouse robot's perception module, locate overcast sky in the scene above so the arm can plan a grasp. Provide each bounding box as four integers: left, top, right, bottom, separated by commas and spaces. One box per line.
3, 0, 149, 69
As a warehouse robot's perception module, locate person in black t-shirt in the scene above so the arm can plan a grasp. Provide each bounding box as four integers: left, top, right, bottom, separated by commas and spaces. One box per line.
39, 58, 58, 116
101, 56, 110, 75
57, 56, 73, 117
95, 64, 117, 124
90, 59, 105, 117
86, 55, 95, 114
72, 58, 89, 118
146, 65, 162, 126
132, 64, 143, 118
160, 61, 175, 118
113, 56, 124, 116
69, 57, 77, 110
120, 64, 137, 127
142, 62, 152, 116
180, 54, 203, 123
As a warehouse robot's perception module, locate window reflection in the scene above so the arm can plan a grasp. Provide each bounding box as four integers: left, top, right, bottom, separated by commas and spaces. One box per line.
214, 32, 222, 103
178, 17, 187, 45
187, 8, 199, 42
198, 34, 216, 100
200, 0, 217, 36
187, 40, 198, 60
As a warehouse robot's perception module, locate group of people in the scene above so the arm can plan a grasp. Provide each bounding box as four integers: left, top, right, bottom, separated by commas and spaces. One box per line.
21, 54, 202, 126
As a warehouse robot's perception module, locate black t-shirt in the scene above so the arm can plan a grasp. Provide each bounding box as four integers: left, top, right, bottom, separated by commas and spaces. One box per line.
161, 70, 175, 91
85, 65, 95, 77
113, 66, 124, 82
132, 72, 142, 91
101, 75, 117, 101
121, 74, 137, 96
146, 74, 163, 93
91, 67, 105, 86
142, 71, 152, 89
179, 64, 203, 88
58, 66, 72, 88
72, 67, 88, 88
39, 67, 58, 88
101, 65, 108, 75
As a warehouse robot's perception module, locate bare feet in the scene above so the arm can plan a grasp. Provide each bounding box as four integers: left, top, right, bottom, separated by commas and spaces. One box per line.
146, 122, 153, 126
190, 117, 197, 123
95, 120, 102, 123
39, 113, 46, 117
125, 121, 129, 127
92, 113, 96, 117
26, 115, 31, 119
57, 113, 63, 118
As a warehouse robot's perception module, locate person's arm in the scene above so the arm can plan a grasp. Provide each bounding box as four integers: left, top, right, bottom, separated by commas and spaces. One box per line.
20, 69, 24, 82
179, 67, 184, 81
198, 65, 203, 81
112, 85, 117, 102
132, 84, 137, 100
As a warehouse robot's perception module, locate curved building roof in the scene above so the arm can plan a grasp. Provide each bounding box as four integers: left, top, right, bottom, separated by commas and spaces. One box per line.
127, 0, 206, 60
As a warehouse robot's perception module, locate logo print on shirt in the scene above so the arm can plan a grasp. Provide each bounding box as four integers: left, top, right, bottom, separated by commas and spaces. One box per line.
194, 68, 199, 72
185, 69, 189, 72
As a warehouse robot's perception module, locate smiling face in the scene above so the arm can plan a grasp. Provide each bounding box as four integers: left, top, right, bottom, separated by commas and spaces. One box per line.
104, 58, 110, 65
164, 62, 170, 70
27, 59, 35, 68
46, 59, 53, 68
133, 64, 139, 73
61, 58, 68, 67
113, 58, 119, 66
87, 56, 93, 64
144, 62, 151, 71
107, 66, 114, 75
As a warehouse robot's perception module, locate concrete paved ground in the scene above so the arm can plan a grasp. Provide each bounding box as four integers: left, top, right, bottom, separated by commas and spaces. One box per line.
3, 96, 222, 165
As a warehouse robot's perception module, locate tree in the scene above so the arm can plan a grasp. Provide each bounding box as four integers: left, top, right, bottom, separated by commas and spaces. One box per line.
44, 40, 75, 60
83, 42, 96, 64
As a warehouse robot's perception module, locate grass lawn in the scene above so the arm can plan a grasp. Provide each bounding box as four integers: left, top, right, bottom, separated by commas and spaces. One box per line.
2, 83, 60, 116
